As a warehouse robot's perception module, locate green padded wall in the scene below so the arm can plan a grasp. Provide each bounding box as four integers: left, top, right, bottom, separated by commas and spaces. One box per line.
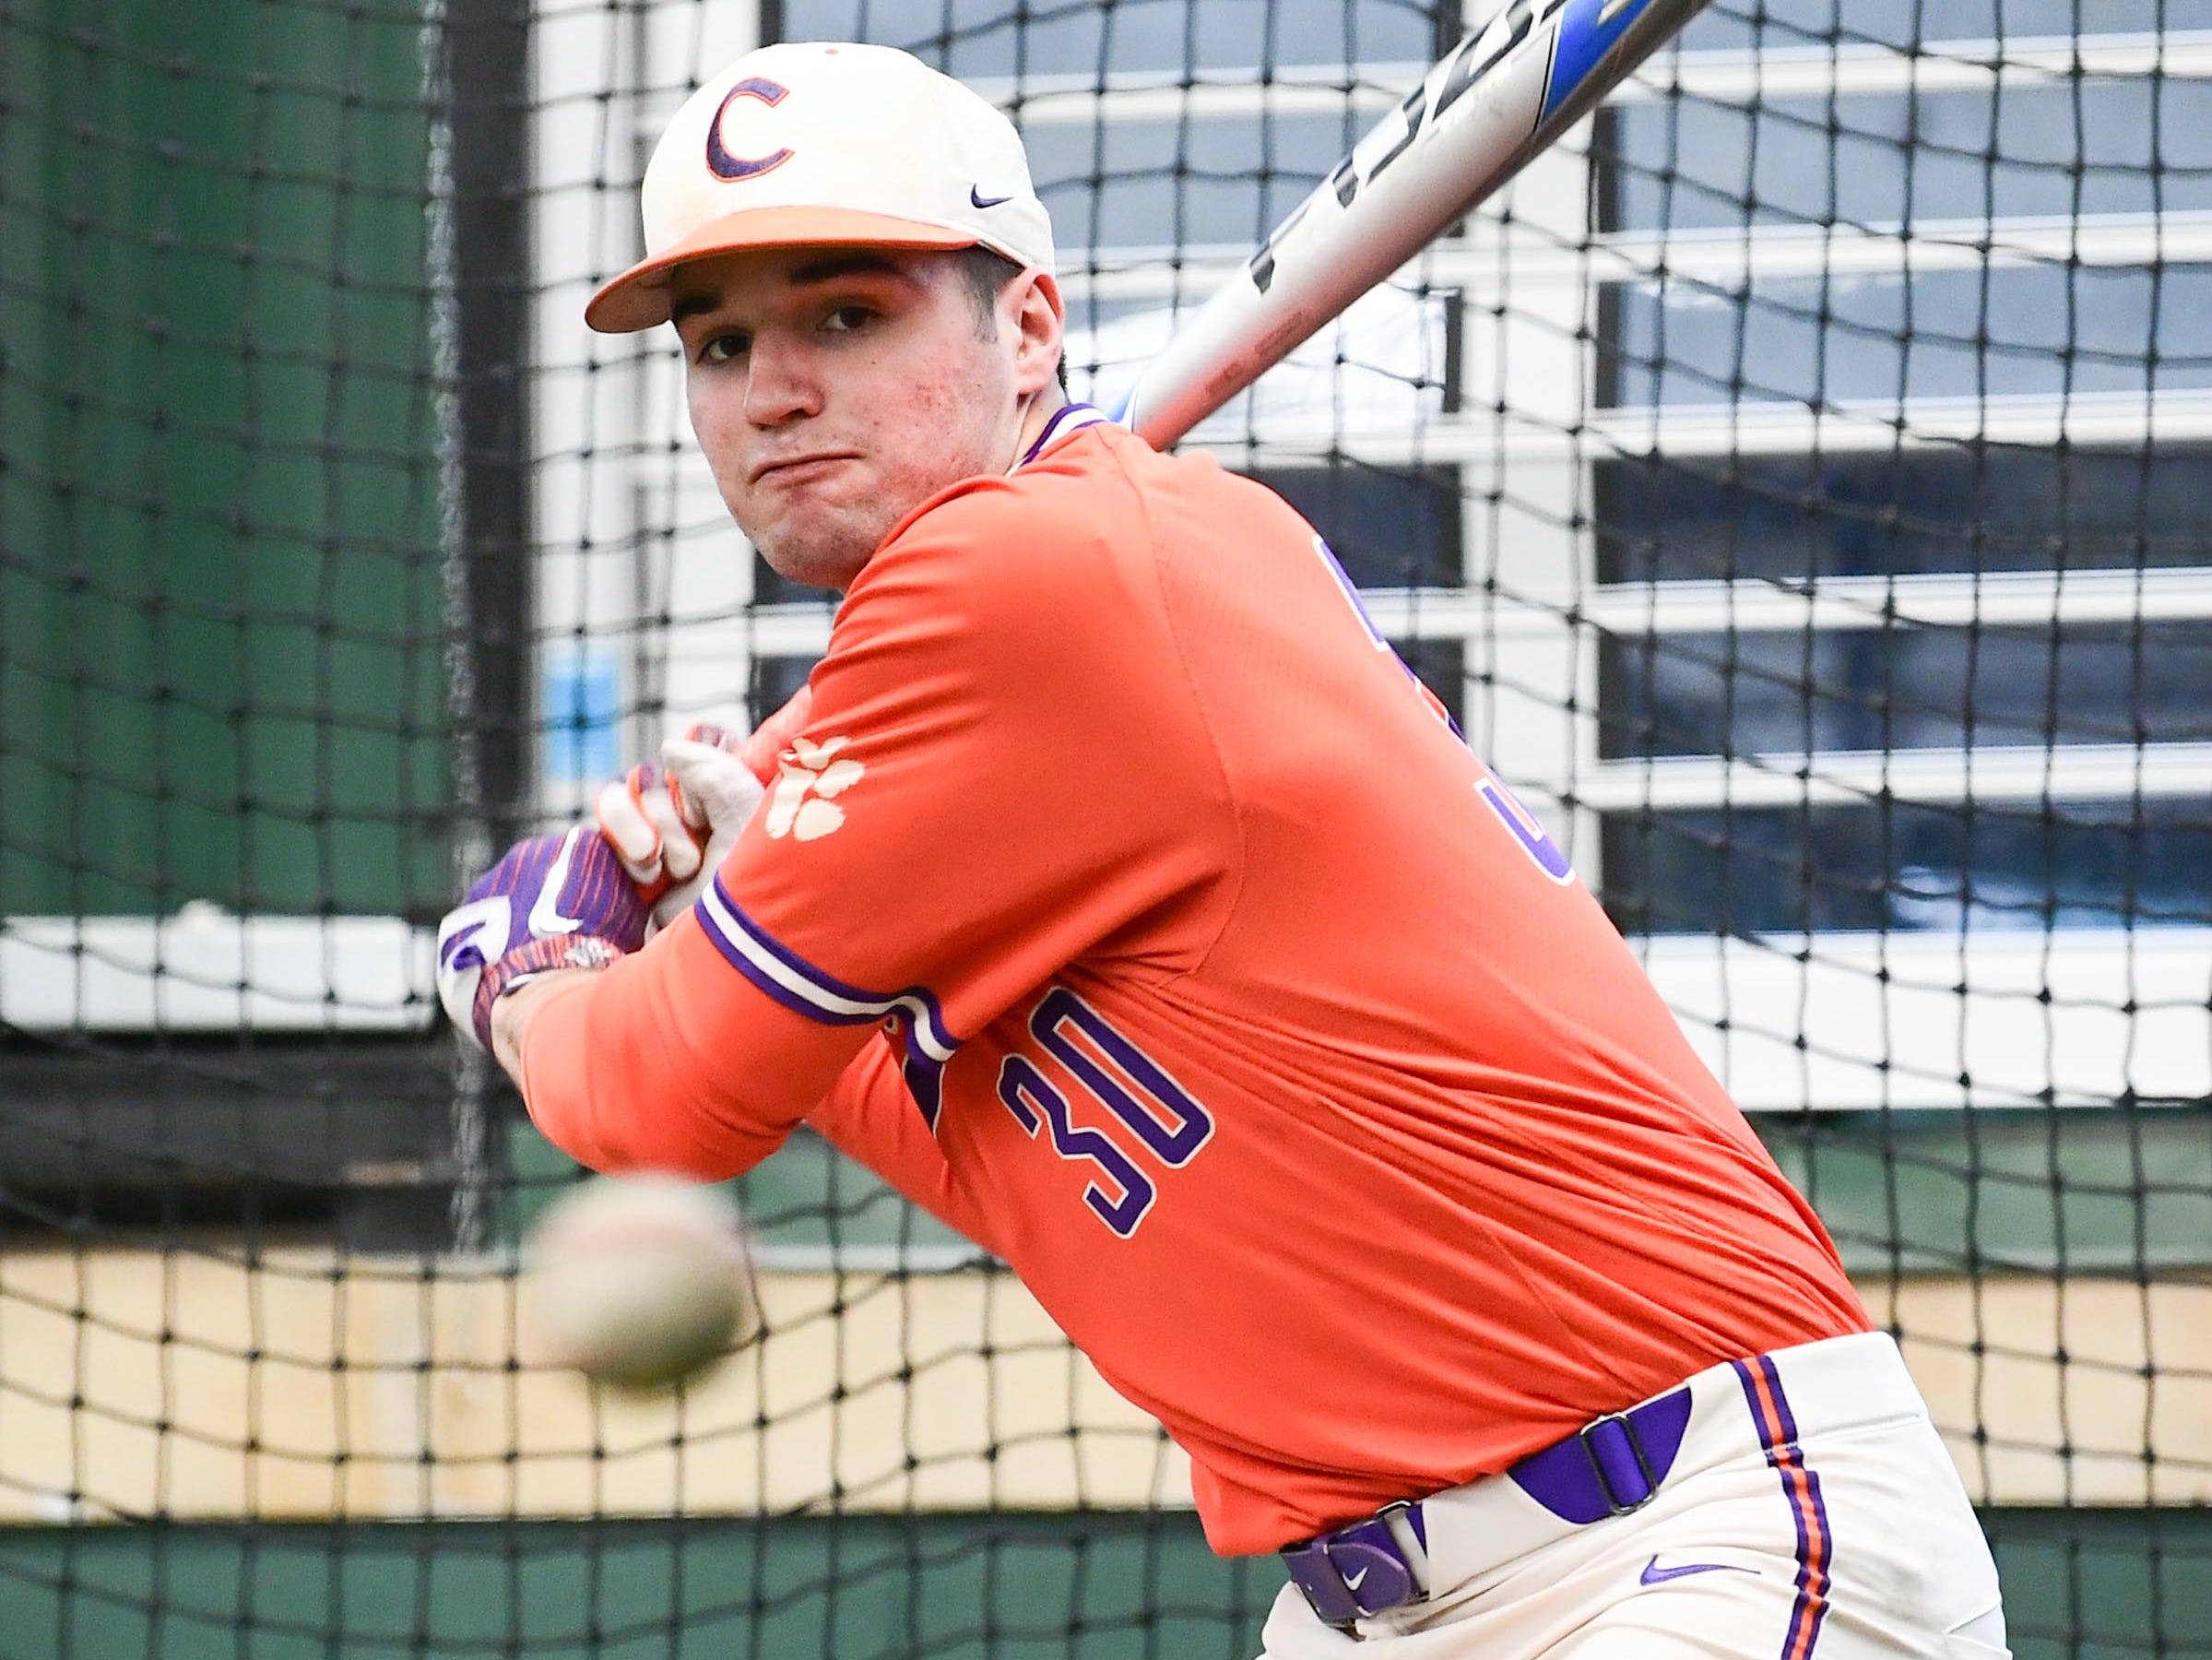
0, 1512, 2200, 1660
1, 0, 447, 917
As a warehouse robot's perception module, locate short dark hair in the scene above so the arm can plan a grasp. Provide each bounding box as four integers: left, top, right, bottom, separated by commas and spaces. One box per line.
952, 244, 1070, 393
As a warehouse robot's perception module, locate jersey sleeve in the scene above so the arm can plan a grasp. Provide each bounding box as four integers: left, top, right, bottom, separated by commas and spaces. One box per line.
806, 1036, 1007, 1256
515, 465, 1236, 1180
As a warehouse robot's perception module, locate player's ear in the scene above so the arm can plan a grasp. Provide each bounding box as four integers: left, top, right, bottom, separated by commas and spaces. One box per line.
1005, 268, 1064, 398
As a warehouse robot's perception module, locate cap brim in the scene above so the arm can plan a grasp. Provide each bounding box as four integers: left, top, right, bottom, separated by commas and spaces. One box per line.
585, 207, 983, 334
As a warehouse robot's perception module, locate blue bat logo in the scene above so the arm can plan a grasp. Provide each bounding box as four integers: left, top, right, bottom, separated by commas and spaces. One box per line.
1248, 0, 1633, 295
1544, 0, 1660, 121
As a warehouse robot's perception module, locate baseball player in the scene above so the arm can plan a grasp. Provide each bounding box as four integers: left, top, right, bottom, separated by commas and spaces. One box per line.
437, 42, 2010, 1658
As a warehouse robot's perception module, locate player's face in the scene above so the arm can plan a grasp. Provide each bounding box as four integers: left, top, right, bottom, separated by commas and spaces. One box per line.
670, 246, 1059, 591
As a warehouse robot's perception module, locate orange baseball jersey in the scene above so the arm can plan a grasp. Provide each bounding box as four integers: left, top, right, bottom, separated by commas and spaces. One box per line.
517, 407, 1871, 1556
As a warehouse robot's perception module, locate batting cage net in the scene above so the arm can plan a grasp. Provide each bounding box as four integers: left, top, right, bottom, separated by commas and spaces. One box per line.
3, 0, 2209, 1654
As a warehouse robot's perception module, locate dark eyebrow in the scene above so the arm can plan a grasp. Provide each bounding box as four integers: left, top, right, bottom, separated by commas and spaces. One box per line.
785, 252, 914, 286
668, 290, 726, 329
667, 252, 917, 331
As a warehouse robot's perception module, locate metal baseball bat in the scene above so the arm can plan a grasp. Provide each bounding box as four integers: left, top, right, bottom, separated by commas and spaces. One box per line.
1113, 0, 1709, 449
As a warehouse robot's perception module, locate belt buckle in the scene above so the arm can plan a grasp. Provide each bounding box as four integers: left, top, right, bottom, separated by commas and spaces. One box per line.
1282, 1500, 1430, 1631
1577, 1411, 1659, 1515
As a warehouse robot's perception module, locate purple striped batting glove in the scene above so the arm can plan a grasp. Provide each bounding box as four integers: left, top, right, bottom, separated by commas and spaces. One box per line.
436, 827, 650, 1051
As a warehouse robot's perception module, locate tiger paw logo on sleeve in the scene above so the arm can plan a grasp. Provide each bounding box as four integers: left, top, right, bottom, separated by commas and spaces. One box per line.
765, 736, 864, 841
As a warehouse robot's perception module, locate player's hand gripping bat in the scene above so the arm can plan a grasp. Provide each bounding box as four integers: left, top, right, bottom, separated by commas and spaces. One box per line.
596, 685, 814, 932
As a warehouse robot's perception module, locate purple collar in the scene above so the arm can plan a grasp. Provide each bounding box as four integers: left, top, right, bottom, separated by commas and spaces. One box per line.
1014, 402, 1109, 469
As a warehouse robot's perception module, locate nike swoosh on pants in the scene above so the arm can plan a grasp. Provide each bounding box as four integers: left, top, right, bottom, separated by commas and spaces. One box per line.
1639, 1556, 1751, 1585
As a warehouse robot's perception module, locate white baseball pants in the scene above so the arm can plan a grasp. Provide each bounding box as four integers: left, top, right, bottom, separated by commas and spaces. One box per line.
1260, 1333, 2008, 1659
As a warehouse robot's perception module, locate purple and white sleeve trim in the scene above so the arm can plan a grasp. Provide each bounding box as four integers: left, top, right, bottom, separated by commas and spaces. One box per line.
694, 872, 961, 1061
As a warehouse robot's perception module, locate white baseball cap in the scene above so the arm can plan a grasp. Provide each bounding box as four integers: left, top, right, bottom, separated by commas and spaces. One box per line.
586, 42, 1056, 334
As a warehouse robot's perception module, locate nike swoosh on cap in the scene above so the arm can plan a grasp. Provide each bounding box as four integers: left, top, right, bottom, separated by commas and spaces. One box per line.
969, 184, 1012, 208
1639, 1556, 1752, 1586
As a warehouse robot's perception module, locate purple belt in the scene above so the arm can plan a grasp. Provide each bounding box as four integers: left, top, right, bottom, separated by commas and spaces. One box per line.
1281, 1385, 1696, 1629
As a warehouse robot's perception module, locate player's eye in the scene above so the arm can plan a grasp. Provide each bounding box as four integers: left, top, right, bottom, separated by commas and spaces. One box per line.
821, 304, 874, 335
696, 331, 749, 365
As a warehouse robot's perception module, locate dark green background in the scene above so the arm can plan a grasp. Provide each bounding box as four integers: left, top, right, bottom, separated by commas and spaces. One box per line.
0, 0, 448, 917
0, 1511, 2202, 1659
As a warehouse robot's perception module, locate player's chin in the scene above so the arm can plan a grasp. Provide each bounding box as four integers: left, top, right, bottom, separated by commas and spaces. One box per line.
751, 514, 880, 594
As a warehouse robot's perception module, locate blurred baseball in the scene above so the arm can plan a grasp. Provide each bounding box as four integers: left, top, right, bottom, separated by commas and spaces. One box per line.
521, 1174, 756, 1393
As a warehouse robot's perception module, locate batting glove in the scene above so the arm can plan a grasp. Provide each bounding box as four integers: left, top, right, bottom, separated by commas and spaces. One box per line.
595, 686, 814, 933
436, 827, 650, 1051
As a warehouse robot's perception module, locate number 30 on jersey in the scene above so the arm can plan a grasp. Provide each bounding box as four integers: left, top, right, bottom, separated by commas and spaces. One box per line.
996, 989, 1214, 1239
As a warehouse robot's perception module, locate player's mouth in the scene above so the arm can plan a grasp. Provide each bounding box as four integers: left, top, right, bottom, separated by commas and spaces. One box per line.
750, 453, 860, 487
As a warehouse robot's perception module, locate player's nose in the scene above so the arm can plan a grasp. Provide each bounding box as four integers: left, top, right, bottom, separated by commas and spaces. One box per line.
740, 331, 824, 427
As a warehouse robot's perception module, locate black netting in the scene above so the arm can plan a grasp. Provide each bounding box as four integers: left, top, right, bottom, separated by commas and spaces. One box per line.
3, 1, 2208, 1655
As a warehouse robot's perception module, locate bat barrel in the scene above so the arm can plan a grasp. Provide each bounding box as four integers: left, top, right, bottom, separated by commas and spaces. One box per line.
1118, 0, 1709, 450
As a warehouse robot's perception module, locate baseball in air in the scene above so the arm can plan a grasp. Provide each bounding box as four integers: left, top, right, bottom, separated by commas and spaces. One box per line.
522, 1174, 756, 1393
